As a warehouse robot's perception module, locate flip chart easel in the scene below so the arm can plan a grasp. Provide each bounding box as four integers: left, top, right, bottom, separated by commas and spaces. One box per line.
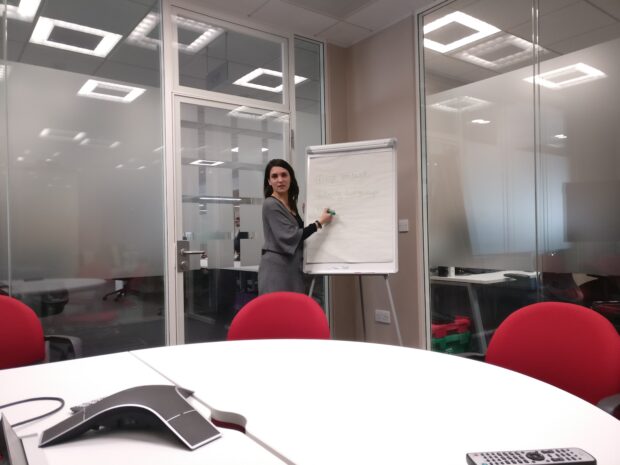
304, 139, 402, 345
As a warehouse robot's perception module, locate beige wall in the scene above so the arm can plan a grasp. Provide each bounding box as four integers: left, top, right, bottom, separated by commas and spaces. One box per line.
326, 17, 426, 348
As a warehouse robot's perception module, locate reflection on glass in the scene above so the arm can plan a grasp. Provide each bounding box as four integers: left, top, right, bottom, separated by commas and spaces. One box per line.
422, 0, 620, 355
2, 0, 166, 356
175, 14, 289, 105
180, 102, 287, 343
422, 0, 536, 354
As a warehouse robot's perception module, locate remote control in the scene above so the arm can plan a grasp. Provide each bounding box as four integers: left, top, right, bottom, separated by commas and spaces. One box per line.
466, 448, 596, 465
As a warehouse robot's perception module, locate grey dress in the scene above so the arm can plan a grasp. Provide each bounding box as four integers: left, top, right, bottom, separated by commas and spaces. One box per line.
258, 196, 317, 294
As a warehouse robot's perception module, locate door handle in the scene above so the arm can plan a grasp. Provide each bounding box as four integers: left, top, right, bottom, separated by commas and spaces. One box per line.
180, 249, 205, 255
177, 240, 205, 272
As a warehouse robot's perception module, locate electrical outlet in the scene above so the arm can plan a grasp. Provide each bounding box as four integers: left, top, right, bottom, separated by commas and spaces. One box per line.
375, 309, 391, 324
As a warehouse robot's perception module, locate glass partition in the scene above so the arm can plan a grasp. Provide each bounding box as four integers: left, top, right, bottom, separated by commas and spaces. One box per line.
537, 4, 620, 312
1, 0, 166, 356
420, 0, 620, 354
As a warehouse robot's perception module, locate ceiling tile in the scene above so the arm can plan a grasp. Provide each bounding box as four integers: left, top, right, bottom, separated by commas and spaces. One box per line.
346, 0, 416, 32
40, 0, 152, 36
250, 0, 338, 37
588, 0, 620, 19
20, 43, 101, 75
180, 0, 269, 18
281, 0, 376, 19
546, 22, 620, 54
316, 21, 371, 47
424, 50, 497, 86
536, 1, 616, 47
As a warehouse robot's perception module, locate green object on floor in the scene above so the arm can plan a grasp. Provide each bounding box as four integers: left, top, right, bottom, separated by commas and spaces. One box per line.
432, 331, 471, 354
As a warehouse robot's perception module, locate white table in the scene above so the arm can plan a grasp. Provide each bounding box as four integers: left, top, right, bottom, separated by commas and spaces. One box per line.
200, 258, 259, 273
0, 352, 284, 465
133, 340, 620, 465
430, 271, 537, 351
2, 278, 106, 295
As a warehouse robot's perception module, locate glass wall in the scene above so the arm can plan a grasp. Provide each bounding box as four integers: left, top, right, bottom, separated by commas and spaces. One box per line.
0, 0, 166, 356
419, 0, 620, 354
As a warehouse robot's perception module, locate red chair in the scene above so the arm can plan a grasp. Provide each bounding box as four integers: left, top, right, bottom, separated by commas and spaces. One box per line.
0, 295, 81, 369
485, 301, 620, 416
227, 292, 330, 341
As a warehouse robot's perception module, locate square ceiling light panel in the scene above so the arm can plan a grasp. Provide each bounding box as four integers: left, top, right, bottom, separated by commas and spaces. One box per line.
30, 17, 122, 57
524, 63, 606, 89
174, 16, 223, 54
127, 12, 161, 50
234, 68, 307, 93
424, 11, 500, 53
0, 0, 41, 22
77, 79, 146, 103
455, 33, 548, 70
430, 96, 490, 112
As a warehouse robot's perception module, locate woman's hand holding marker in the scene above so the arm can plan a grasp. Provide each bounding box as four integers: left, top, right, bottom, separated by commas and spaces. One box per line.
316, 208, 334, 229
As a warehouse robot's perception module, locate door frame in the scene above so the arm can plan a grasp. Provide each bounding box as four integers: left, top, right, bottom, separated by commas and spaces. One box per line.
161, 2, 296, 343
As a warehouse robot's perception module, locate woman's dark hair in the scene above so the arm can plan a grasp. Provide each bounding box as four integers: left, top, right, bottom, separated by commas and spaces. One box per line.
263, 159, 299, 214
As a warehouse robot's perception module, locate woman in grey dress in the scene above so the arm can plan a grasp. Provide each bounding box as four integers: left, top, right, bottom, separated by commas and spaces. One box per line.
258, 159, 333, 294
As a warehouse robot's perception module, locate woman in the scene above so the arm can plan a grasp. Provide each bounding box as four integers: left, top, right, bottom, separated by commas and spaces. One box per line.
258, 159, 333, 294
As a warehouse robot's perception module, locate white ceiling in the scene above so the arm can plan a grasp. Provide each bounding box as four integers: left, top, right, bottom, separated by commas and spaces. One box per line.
186, 0, 436, 47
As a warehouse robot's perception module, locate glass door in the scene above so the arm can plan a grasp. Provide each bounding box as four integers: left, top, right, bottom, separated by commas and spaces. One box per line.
174, 97, 289, 343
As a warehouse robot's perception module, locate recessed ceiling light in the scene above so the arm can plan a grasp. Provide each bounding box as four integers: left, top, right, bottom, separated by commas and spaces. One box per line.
471, 119, 490, 124
233, 68, 307, 93
261, 148, 269, 152
39, 128, 86, 141
115, 164, 124, 169
424, 11, 499, 53
175, 16, 223, 54
0, 0, 41, 22
127, 12, 160, 50
30, 17, 122, 57
77, 79, 146, 103
190, 160, 224, 166
430, 96, 489, 112
554, 134, 567, 139
137, 165, 146, 170
231, 147, 239, 153
455, 33, 547, 70
524, 63, 606, 89
16, 156, 25, 162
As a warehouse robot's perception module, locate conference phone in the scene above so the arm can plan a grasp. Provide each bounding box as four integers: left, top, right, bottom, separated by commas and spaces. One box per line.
39, 385, 220, 450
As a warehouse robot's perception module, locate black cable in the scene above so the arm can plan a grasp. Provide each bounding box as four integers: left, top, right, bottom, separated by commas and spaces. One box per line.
0, 397, 65, 427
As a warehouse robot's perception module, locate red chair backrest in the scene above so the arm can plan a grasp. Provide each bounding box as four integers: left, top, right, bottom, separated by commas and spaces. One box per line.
0, 296, 46, 369
486, 301, 620, 404
227, 292, 330, 341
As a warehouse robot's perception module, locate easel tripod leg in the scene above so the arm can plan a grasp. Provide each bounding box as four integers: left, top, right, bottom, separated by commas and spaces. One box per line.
359, 275, 367, 341
385, 275, 403, 346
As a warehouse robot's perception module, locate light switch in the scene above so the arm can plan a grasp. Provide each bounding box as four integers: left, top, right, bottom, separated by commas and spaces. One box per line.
398, 219, 409, 233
